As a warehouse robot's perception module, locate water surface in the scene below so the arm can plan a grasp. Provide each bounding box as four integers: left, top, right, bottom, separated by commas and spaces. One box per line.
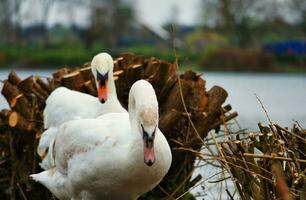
1, 69, 305, 129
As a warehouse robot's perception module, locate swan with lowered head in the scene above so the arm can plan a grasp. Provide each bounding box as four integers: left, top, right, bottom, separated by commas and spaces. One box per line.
31, 80, 172, 200
37, 53, 126, 170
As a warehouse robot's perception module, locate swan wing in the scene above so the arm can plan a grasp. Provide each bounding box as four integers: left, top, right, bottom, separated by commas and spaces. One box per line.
44, 87, 100, 128
53, 113, 130, 174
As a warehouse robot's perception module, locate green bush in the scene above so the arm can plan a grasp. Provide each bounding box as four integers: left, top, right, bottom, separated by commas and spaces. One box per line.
0, 43, 104, 68
200, 47, 274, 71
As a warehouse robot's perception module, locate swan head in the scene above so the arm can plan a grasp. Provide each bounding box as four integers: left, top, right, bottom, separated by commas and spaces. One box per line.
129, 80, 159, 166
91, 53, 114, 103
138, 108, 158, 166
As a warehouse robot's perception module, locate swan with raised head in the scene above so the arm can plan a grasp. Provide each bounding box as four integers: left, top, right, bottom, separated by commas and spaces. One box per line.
38, 52, 126, 169
31, 80, 172, 200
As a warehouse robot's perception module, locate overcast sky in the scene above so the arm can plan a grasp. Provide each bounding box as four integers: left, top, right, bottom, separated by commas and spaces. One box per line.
134, 0, 201, 26
21, 0, 201, 28
19, 0, 300, 28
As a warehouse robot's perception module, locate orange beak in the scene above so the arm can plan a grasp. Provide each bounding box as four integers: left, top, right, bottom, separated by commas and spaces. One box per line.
98, 80, 108, 103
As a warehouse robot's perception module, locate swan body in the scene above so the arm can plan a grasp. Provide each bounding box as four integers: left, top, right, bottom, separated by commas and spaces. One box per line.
38, 53, 126, 169
31, 80, 172, 200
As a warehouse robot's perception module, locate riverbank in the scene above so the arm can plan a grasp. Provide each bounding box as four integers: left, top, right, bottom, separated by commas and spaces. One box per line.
1, 44, 306, 73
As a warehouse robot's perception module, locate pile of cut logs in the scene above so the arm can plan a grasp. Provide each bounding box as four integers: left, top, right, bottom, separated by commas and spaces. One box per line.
0, 53, 237, 199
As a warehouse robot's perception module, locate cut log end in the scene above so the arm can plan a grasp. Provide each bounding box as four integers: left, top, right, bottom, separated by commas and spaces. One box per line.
132, 64, 142, 69
9, 112, 18, 127
79, 65, 91, 72
113, 70, 124, 76
62, 71, 80, 78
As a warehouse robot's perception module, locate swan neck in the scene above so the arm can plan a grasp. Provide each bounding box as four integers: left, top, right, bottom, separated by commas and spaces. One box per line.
128, 89, 137, 129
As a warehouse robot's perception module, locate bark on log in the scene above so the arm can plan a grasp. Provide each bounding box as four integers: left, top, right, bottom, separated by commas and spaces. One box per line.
1, 80, 20, 108
52, 68, 70, 88
36, 76, 52, 94
61, 71, 84, 91
193, 85, 228, 139
11, 94, 32, 119
158, 74, 178, 104
52, 68, 70, 81
18, 76, 48, 101
8, 70, 21, 86
145, 59, 159, 78
159, 109, 183, 134
154, 61, 176, 91
114, 57, 124, 71
125, 64, 144, 86
119, 53, 136, 68
18, 76, 35, 94
82, 80, 97, 96
0, 109, 11, 120
161, 78, 192, 112
133, 55, 145, 65
79, 65, 93, 82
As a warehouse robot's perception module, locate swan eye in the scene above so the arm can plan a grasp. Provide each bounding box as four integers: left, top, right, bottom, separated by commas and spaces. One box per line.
152, 126, 157, 137
96, 70, 109, 85
141, 124, 156, 140
141, 124, 147, 138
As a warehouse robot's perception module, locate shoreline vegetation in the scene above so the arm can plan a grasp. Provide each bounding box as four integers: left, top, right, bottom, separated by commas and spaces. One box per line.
0, 44, 306, 73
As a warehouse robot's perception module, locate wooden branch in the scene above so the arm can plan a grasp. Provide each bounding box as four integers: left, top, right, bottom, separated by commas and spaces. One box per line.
11, 94, 31, 119
1, 80, 20, 108
125, 64, 144, 85
62, 71, 84, 91
52, 68, 70, 81
243, 153, 306, 163
159, 109, 183, 134
158, 74, 178, 105
161, 78, 192, 112
36, 76, 52, 94
82, 80, 97, 96
133, 55, 145, 65
193, 85, 228, 139
8, 70, 21, 86
18, 76, 48, 101
211, 112, 238, 129
52, 68, 70, 88
18, 76, 35, 94
153, 61, 176, 92
113, 70, 124, 77
79, 65, 93, 82
145, 59, 159, 78
114, 57, 124, 70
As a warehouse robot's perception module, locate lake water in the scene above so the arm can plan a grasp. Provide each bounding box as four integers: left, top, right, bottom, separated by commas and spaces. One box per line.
1, 69, 306, 130
0, 69, 305, 198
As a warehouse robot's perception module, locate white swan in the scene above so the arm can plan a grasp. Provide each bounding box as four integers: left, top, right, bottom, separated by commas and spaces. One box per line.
31, 80, 172, 200
38, 53, 126, 169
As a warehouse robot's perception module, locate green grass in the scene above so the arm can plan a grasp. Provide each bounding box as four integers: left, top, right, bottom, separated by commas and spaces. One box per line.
0, 43, 305, 74
0, 43, 106, 68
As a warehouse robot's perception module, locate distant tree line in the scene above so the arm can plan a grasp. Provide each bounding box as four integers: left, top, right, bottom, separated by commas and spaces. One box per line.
200, 0, 306, 47
0, 0, 134, 49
